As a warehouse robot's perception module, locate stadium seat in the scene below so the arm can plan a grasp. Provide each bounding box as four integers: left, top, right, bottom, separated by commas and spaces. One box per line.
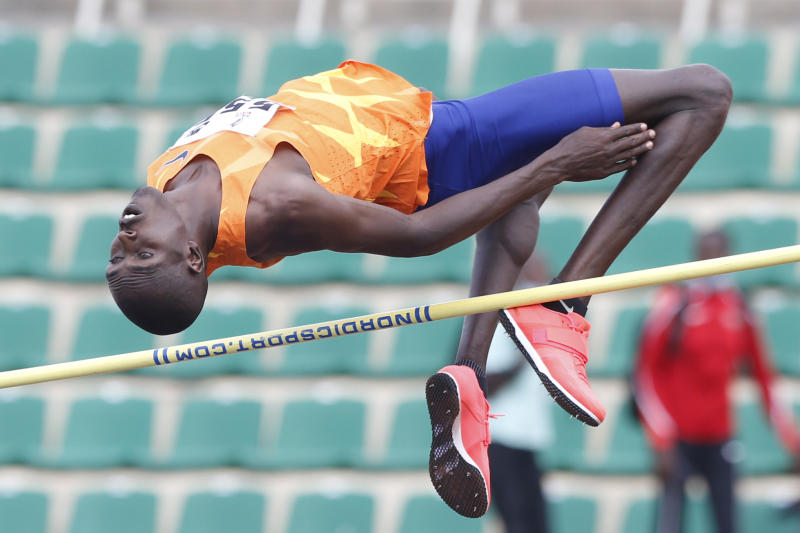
536, 215, 585, 271
683, 123, 773, 190
590, 305, 648, 377
179, 491, 266, 533
0, 491, 48, 533
65, 214, 118, 281
741, 500, 800, 533
622, 497, 720, 533
69, 491, 156, 533
550, 496, 598, 533
687, 34, 769, 102
375, 318, 461, 376
580, 32, 662, 69
541, 409, 589, 470
375, 398, 429, 469
51, 123, 138, 189
469, 33, 556, 96
607, 217, 694, 274
163, 398, 261, 468
366, 237, 474, 284
736, 401, 791, 475
0, 123, 35, 187
233, 250, 364, 284
53, 35, 140, 103
374, 35, 449, 99
722, 216, 797, 287
0, 396, 44, 464
155, 35, 242, 105
262, 36, 346, 96
786, 42, 800, 104
0, 213, 53, 277
0, 31, 38, 101
398, 494, 484, 533
584, 405, 651, 473
138, 307, 265, 378
0, 304, 49, 371
71, 305, 156, 361
39, 397, 153, 468
286, 492, 373, 533
762, 303, 800, 375
246, 398, 365, 469
277, 305, 370, 375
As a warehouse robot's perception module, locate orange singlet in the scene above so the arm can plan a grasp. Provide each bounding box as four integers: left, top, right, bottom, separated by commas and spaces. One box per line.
147, 61, 433, 275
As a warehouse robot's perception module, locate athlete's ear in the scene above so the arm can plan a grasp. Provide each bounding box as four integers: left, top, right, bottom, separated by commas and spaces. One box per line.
186, 241, 205, 274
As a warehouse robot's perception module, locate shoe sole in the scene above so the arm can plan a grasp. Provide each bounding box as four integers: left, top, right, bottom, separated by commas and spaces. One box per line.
425, 372, 489, 518
499, 309, 600, 427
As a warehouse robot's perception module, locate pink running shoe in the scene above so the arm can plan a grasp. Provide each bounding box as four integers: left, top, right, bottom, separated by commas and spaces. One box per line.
499, 304, 605, 426
426, 364, 492, 518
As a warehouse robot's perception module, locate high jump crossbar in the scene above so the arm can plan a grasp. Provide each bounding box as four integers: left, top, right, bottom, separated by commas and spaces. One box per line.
1, 244, 800, 390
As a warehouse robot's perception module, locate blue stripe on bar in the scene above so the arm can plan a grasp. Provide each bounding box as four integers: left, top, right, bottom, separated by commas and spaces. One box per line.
152, 349, 160, 365
424, 306, 432, 321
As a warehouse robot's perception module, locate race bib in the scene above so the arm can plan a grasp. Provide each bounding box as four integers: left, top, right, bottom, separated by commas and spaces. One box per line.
171, 96, 294, 148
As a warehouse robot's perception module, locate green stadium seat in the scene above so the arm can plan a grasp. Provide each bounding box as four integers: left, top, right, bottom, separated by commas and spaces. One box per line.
179, 491, 266, 533
580, 32, 662, 69
0, 491, 48, 533
138, 307, 265, 378
375, 399, 429, 469
262, 36, 346, 96
585, 406, 651, 473
163, 399, 261, 468
786, 42, 800, 104
65, 214, 118, 281
69, 491, 156, 533
155, 35, 242, 105
622, 497, 722, 533
375, 318, 461, 376
374, 35, 449, 99
0, 123, 35, 187
0, 213, 53, 277
607, 217, 694, 274
762, 303, 800, 375
723, 216, 797, 287
688, 34, 769, 102
550, 496, 598, 533
398, 494, 484, 533
234, 250, 364, 284
277, 305, 370, 375
0, 305, 49, 371
541, 409, 588, 470
246, 399, 365, 469
722, 216, 797, 287
287, 492, 373, 533
590, 305, 648, 377
536, 215, 584, 271
736, 401, 791, 475
470, 33, 556, 96
741, 500, 800, 533
0, 396, 44, 464
39, 397, 153, 468
53, 35, 140, 103
71, 305, 155, 360
0, 31, 38, 101
683, 123, 773, 190
51, 123, 138, 189
366, 237, 474, 284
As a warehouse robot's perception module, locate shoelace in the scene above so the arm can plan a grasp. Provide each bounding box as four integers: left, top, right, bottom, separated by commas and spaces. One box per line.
483, 413, 503, 446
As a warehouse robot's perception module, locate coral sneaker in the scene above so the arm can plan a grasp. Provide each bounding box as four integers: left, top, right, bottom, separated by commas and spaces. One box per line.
426, 364, 492, 518
499, 304, 605, 426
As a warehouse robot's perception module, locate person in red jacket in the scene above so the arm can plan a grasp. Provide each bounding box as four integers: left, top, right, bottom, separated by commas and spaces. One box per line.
634, 229, 800, 533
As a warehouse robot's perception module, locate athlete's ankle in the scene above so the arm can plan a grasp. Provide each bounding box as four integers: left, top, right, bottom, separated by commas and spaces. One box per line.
541, 278, 588, 316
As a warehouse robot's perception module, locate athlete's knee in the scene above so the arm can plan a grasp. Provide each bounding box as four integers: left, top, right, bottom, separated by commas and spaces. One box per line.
683, 64, 733, 118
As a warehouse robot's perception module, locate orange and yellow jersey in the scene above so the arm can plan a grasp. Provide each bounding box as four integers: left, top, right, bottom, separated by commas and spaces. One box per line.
146, 61, 433, 275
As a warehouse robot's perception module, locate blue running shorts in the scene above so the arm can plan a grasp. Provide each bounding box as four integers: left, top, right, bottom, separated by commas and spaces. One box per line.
422, 68, 624, 207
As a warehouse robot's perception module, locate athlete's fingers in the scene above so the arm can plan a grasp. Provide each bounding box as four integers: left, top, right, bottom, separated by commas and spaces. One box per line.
610, 122, 647, 140
614, 129, 655, 154
609, 158, 638, 174
616, 140, 655, 161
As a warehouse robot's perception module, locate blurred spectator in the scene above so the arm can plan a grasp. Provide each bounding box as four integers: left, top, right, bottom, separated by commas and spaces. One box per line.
633, 228, 800, 533
487, 253, 554, 533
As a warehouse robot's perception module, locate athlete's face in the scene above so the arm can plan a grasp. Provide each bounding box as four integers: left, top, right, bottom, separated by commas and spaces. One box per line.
106, 187, 188, 283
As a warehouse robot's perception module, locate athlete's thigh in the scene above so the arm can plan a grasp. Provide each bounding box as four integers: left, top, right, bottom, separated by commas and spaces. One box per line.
423, 68, 623, 205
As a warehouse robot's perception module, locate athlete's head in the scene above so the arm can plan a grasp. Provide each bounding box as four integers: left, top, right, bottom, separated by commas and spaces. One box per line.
106, 186, 207, 334
696, 228, 729, 261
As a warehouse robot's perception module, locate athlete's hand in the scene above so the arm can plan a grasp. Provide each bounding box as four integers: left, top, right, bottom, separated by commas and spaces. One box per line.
544, 122, 656, 182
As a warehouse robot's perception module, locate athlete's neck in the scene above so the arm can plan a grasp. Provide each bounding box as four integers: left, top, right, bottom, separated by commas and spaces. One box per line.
162, 156, 222, 257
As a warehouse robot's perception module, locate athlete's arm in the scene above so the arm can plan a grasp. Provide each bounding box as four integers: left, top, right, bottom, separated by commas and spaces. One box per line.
270, 123, 654, 257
